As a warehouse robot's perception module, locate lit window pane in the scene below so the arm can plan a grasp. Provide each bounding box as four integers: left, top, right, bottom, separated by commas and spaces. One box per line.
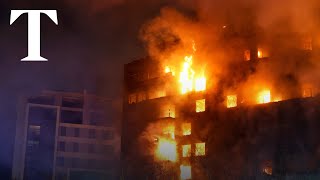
182, 123, 191, 136
182, 144, 191, 157
227, 95, 237, 108
195, 99, 205, 112
180, 165, 192, 180
195, 143, 205, 156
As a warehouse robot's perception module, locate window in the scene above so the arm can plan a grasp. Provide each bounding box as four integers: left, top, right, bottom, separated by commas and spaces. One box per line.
262, 160, 273, 175
148, 89, 166, 99
88, 144, 95, 153
182, 145, 191, 157
60, 127, 66, 136
88, 129, 96, 139
226, 95, 237, 108
58, 142, 65, 152
244, 50, 250, 61
74, 128, 79, 137
182, 123, 191, 136
195, 99, 205, 112
302, 36, 312, 50
73, 143, 79, 152
257, 49, 263, 58
102, 131, 114, 140
137, 92, 147, 102
195, 143, 205, 156
128, 93, 137, 104
56, 157, 64, 167
303, 88, 313, 98
180, 165, 192, 180
60, 110, 83, 124
160, 104, 175, 118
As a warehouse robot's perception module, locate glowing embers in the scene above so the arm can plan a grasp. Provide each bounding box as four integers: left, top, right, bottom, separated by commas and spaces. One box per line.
156, 138, 177, 162
195, 99, 205, 112
180, 165, 192, 180
226, 95, 237, 108
182, 144, 191, 157
195, 143, 205, 156
257, 90, 271, 104
182, 123, 191, 136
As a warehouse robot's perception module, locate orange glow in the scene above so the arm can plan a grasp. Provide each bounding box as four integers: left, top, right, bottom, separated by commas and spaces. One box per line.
163, 124, 175, 139
227, 95, 237, 108
258, 50, 263, 58
196, 99, 205, 112
155, 138, 177, 162
195, 143, 205, 156
179, 55, 195, 94
195, 76, 206, 92
257, 90, 271, 104
182, 123, 191, 136
180, 165, 192, 180
182, 144, 191, 157
164, 66, 175, 76
165, 41, 206, 94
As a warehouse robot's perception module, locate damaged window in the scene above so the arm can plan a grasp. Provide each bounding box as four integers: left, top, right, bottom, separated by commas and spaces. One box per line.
182, 144, 191, 157
195, 143, 205, 156
195, 99, 205, 112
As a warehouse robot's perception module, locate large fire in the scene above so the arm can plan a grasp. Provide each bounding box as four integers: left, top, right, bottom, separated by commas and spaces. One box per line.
257, 90, 271, 104
155, 137, 177, 162
164, 41, 206, 94
155, 123, 177, 162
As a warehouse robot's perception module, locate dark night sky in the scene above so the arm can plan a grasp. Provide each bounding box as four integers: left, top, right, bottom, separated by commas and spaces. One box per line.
0, 0, 185, 178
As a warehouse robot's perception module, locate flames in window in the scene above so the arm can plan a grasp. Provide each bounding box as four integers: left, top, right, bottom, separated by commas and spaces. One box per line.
227, 95, 237, 108
195, 143, 205, 156
155, 137, 177, 162
196, 99, 206, 112
257, 90, 271, 104
182, 123, 191, 136
182, 144, 191, 157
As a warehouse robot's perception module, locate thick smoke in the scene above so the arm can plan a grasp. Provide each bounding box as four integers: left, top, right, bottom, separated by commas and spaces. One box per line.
140, 0, 320, 103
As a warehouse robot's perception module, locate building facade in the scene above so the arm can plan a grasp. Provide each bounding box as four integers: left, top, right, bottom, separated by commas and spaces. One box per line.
12, 90, 120, 180
122, 30, 320, 179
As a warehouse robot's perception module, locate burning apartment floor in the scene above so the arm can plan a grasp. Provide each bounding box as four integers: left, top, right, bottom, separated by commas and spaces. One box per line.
122, 4, 320, 179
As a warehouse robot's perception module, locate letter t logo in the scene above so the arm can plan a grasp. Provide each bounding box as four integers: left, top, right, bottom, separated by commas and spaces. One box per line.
10, 10, 58, 61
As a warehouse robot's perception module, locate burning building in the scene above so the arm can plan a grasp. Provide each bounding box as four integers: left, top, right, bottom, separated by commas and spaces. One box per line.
122, 7, 320, 179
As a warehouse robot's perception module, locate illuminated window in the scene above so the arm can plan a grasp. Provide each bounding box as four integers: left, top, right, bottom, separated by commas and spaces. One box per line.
163, 124, 175, 139
195, 77, 206, 92
182, 123, 191, 136
148, 90, 166, 99
160, 104, 175, 118
226, 95, 237, 108
195, 99, 205, 112
302, 36, 312, 50
262, 160, 273, 175
180, 165, 192, 180
244, 50, 250, 61
257, 49, 263, 58
137, 92, 146, 102
128, 93, 136, 104
257, 90, 271, 104
182, 144, 191, 157
195, 143, 205, 156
